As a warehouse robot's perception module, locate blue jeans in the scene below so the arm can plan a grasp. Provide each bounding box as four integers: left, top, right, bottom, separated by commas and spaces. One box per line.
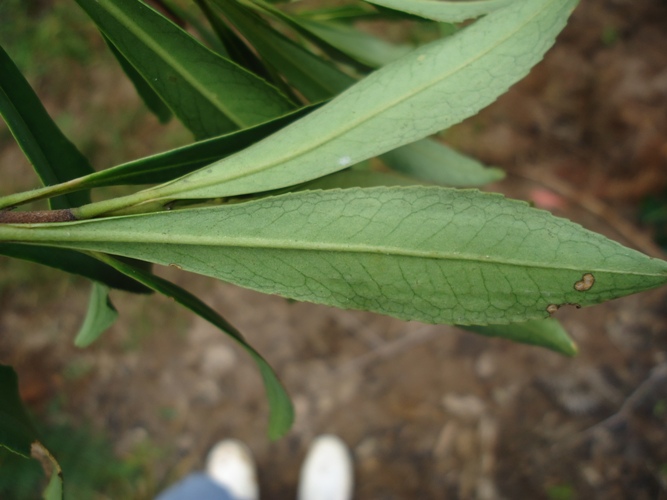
155, 472, 236, 500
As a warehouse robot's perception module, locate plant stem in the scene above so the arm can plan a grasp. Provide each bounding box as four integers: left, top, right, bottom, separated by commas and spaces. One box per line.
0, 178, 85, 210
0, 209, 76, 224
69, 187, 169, 219
0, 183, 168, 221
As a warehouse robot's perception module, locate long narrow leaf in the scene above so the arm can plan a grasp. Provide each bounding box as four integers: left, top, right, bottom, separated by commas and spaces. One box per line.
0, 366, 64, 499
74, 282, 119, 347
294, 17, 413, 67
366, 0, 514, 23
464, 318, 577, 356
0, 45, 149, 295
88, 252, 293, 439
83, 106, 319, 187
0, 365, 40, 458
247, 0, 412, 68
381, 138, 504, 187
0, 44, 92, 209
212, 1, 353, 102
194, 0, 274, 83
104, 36, 172, 123
161, 0, 230, 56
245, 0, 376, 72
5, 187, 666, 327
297, 4, 379, 23
0, 244, 151, 294
43, 470, 64, 500
255, 0, 420, 66
205, 6, 500, 190
0, 106, 318, 211
74, 0, 294, 139
99, 0, 578, 209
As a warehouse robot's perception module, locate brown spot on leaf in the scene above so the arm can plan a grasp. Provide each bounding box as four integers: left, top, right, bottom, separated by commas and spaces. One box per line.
547, 304, 560, 315
574, 273, 595, 292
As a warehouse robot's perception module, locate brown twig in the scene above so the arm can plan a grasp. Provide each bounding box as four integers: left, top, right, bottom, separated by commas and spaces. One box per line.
0, 209, 76, 224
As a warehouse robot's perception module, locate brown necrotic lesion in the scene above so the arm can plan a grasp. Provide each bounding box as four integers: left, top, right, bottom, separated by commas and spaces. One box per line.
574, 273, 595, 292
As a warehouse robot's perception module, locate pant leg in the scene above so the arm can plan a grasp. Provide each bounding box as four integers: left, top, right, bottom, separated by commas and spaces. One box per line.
155, 472, 237, 500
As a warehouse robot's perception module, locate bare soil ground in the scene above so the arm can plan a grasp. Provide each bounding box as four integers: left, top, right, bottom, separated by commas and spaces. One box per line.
1, 0, 667, 498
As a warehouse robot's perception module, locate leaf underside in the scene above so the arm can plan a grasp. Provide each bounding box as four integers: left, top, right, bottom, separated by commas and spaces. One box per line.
137, 0, 578, 203
8, 187, 667, 326
74, 282, 119, 347
465, 318, 577, 357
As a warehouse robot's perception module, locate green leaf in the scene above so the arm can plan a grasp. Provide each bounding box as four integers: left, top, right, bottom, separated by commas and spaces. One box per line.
0, 44, 92, 209
104, 35, 172, 123
6, 187, 667, 326
160, 0, 230, 56
245, 0, 375, 72
194, 0, 274, 84
194, 7, 497, 192
0, 365, 39, 458
212, 1, 354, 102
0, 368, 64, 498
366, 0, 514, 23
0, 375, 64, 499
297, 4, 379, 22
293, 18, 413, 67
0, 243, 152, 294
80, 105, 319, 188
205, 4, 494, 191
0, 45, 150, 295
250, 0, 411, 68
0, 105, 318, 210
294, 169, 417, 191
74, 0, 294, 139
463, 318, 578, 356
88, 252, 293, 439
381, 138, 505, 187
74, 282, 119, 347
95, 0, 578, 212
43, 469, 63, 500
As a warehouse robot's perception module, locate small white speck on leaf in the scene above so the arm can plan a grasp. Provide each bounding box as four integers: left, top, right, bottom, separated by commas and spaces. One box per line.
574, 273, 595, 292
338, 156, 352, 167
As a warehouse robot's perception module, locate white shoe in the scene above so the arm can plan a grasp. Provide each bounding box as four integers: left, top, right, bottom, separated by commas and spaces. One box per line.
297, 435, 354, 500
206, 439, 259, 500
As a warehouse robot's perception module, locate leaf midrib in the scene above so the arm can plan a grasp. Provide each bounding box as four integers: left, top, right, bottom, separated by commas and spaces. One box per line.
30, 231, 663, 278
